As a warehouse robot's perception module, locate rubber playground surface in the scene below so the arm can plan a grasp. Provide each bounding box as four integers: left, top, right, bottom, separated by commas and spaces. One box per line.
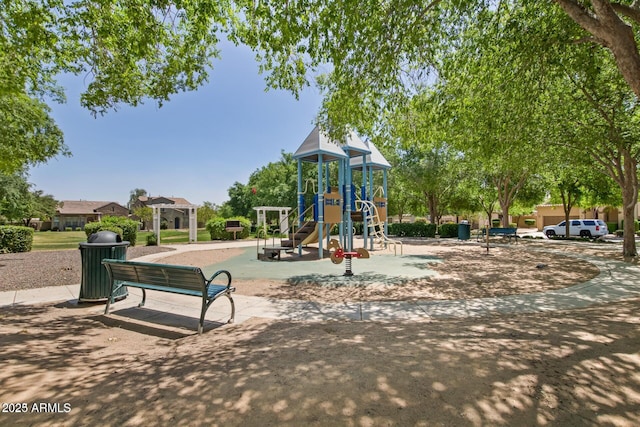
200, 245, 442, 286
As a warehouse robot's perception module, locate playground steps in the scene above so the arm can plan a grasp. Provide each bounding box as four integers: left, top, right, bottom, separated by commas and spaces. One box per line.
281, 221, 317, 247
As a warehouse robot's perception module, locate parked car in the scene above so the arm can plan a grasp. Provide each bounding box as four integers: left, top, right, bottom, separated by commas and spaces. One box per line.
543, 219, 609, 238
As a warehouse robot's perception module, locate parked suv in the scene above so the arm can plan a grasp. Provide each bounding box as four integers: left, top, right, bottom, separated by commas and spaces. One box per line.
543, 219, 609, 238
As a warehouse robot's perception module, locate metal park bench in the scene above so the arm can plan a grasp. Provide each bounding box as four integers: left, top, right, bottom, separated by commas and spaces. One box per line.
102, 259, 235, 334
476, 227, 518, 243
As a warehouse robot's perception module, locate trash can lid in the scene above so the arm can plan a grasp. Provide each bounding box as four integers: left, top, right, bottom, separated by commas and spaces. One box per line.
79, 231, 130, 248
88, 230, 122, 243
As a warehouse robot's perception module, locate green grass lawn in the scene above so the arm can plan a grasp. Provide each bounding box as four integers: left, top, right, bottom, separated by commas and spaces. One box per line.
32, 231, 88, 251
137, 230, 212, 244
32, 229, 214, 251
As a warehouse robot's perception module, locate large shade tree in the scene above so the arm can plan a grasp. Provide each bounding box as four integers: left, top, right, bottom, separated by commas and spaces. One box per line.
545, 53, 640, 255
432, 5, 551, 228
388, 90, 468, 225
0, 172, 57, 226
1, 0, 232, 172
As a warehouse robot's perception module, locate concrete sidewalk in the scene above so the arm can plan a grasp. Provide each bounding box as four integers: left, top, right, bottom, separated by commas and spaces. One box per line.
3, 240, 640, 334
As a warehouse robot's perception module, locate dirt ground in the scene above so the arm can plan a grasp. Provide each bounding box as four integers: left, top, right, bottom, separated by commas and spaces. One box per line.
2, 240, 640, 426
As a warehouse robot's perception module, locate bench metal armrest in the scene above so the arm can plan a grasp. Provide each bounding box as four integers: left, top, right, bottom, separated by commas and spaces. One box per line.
207, 269, 232, 289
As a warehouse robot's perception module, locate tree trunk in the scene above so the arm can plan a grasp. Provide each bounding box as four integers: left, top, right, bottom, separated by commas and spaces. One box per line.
560, 190, 573, 238
499, 199, 510, 228
621, 153, 638, 257
425, 192, 439, 230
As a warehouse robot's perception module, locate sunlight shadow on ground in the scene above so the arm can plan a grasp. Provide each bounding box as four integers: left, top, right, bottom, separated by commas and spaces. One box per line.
97, 306, 228, 336
286, 272, 420, 287
3, 300, 640, 425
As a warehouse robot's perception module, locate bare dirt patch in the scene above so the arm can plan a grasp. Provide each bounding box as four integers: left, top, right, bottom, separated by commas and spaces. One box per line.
155, 241, 599, 303
2, 298, 640, 426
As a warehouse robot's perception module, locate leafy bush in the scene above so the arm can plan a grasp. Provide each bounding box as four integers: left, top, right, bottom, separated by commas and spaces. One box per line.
438, 223, 458, 238
84, 223, 123, 239
389, 222, 436, 237
607, 222, 618, 233
524, 219, 536, 227
620, 220, 640, 231
206, 217, 251, 240
353, 222, 364, 236
146, 233, 158, 246
84, 216, 139, 246
491, 219, 501, 227
0, 226, 34, 253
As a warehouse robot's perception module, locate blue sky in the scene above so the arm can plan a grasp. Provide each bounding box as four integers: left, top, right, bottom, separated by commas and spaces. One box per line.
29, 41, 323, 207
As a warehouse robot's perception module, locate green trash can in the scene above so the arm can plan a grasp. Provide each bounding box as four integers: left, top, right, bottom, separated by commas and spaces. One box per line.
458, 222, 471, 240
78, 231, 130, 302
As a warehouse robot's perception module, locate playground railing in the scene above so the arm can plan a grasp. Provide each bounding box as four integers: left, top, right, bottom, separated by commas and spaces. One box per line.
280, 204, 315, 248
255, 228, 272, 259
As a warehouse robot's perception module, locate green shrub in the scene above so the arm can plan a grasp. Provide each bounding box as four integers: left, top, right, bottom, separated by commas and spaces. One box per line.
84, 222, 124, 239
0, 226, 34, 253
509, 223, 517, 228
85, 216, 139, 246
620, 220, 640, 231
389, 222, 436, 237
438, 223, 458, 238
206, 217, 251, 240
607, 222, 618, 233
65, 227, 72, 231
491, 219, 500, 227
85, 222, 107, 236
146, 233, 158, 246
524, 219, 536, 227
353, 222, 364, 236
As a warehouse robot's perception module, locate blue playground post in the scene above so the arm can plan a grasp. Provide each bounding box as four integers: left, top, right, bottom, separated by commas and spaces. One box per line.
297, 159, 304, 256
361, 153, 368, 248
317, 154, 324, 258
326, 162, 331, 249
345, 152, 353, 252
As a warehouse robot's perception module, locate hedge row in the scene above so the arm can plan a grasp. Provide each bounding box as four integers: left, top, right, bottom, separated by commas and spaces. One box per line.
84, 216, 139, 246
0, 226, 34, 253
438, 223, 458, 238
388, 222, 436, 237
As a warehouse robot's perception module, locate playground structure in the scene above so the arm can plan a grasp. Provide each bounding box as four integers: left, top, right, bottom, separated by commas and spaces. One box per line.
259, 126, 401, 268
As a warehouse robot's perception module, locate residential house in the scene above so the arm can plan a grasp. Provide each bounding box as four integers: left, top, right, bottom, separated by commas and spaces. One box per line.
132, 196, 193, 230
52, 200, 129, 231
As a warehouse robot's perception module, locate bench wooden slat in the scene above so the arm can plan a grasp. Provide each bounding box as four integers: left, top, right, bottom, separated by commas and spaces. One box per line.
114, 282, 204, 298
102, 259, 235, 334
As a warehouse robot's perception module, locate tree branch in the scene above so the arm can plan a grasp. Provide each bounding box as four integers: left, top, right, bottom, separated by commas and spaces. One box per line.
611, 2, 640, 25
554, 0, 603, 38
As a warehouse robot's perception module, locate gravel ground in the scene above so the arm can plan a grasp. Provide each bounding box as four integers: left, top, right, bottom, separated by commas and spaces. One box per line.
0, 246, 174, 292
